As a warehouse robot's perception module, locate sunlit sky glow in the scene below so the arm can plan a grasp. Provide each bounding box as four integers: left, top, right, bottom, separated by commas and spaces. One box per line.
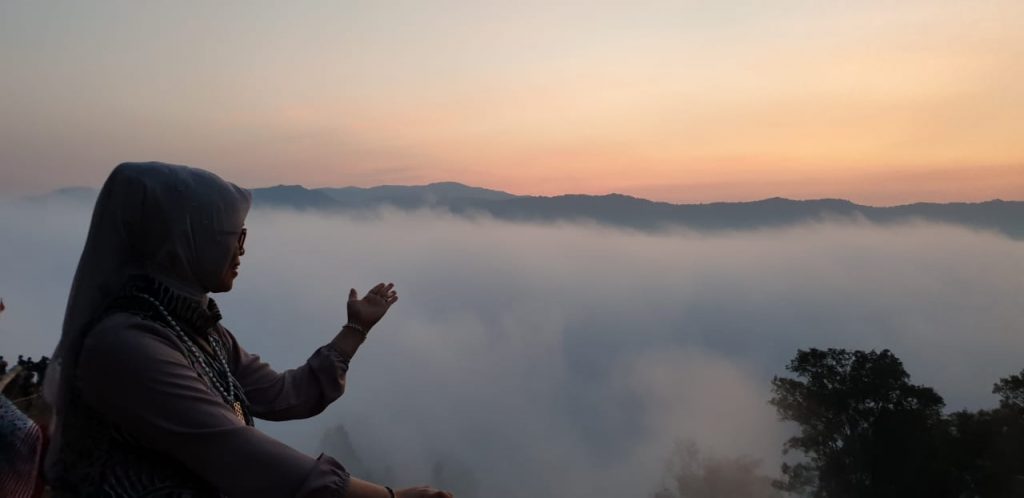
2, 1, 1022, 204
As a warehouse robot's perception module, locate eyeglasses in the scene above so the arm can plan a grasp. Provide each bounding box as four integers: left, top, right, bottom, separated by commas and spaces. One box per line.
218, 227, 247, 251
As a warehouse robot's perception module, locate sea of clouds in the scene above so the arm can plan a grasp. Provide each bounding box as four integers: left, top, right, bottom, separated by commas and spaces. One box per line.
1, 199, 1022, 497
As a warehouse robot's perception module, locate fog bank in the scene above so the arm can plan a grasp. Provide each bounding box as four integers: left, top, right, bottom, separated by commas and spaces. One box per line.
1, 201, 1022, 496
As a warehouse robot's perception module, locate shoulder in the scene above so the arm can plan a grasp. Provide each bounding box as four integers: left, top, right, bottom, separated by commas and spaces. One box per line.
79, 312, 186, 378
86, 311, 178, 351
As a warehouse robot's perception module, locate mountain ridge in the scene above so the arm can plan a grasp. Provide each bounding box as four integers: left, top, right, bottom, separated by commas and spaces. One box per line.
26, 183, 1024, 239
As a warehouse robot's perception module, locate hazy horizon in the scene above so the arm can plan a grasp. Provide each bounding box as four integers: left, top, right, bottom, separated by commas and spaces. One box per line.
11, 177, 1024, 208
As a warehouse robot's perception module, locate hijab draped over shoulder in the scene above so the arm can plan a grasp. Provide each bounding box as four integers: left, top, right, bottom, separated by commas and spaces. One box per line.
44, 162, 251, 474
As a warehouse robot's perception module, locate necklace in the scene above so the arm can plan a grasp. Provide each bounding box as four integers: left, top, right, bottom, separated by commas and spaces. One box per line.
133, 292, 247, 424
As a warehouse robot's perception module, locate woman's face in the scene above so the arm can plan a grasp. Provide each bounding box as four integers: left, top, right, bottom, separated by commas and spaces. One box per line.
201, 227, 246, 293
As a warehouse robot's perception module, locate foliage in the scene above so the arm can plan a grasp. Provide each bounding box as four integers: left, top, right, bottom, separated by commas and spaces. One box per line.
942, 373, 1024, 497
993, 369, 1024, 409
771, 349, 1024, 497
770, 349, 950, 497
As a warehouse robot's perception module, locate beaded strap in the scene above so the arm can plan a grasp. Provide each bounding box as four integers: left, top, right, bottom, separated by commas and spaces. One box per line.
132, 292, 249, 422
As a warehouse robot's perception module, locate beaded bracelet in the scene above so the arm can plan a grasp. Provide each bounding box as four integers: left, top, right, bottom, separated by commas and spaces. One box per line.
343, 322, 368, 336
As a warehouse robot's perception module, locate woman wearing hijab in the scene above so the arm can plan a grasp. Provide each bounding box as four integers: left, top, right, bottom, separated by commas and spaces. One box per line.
43, 162, 452, 498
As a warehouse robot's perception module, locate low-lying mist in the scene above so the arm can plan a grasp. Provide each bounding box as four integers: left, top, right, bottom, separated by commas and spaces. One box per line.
1, 200, 1022, 497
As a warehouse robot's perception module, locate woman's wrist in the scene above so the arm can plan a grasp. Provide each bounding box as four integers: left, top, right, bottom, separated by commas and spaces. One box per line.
330, 325, 367, 359
344, 322, 368, 336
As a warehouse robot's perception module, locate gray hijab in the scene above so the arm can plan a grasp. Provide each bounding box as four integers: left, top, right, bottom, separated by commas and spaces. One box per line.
43, 161, 251, 474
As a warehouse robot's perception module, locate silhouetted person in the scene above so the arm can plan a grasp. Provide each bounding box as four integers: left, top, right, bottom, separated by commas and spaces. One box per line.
43, 162, 452, 498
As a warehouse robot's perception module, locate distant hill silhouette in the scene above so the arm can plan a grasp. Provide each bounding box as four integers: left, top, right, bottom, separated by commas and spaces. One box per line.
318, 181, 515, 206
250, 185, 341, 210
31, 183, 1024, 239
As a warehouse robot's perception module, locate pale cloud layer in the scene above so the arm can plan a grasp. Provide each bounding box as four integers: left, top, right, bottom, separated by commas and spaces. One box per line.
2, 1, 1022, 202
1, 202, 1022, 496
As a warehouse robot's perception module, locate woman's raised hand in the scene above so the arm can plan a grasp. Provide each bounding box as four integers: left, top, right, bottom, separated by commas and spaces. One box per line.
346, 282, 398, 332
396, 486, 454, 498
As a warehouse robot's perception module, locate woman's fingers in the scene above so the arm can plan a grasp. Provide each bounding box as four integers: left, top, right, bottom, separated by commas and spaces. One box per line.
368, 282, 396, 300
359, 282, 397, 306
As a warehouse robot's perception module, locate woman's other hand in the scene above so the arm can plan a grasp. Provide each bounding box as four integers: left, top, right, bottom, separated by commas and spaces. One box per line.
396, 486, 454, 498
347, 282, 398, 332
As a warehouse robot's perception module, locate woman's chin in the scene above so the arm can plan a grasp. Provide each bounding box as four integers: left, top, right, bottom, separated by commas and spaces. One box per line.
210, 276, 236, 293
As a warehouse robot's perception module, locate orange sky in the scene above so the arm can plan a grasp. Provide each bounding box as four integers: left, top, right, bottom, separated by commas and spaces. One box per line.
1, 1, 1021, 204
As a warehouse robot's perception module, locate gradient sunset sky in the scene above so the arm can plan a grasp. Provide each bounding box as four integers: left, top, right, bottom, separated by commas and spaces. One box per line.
2, 1, 1021, 204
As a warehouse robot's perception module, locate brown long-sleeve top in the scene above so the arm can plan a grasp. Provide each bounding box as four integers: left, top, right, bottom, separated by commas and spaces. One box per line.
76, 311, 352, 497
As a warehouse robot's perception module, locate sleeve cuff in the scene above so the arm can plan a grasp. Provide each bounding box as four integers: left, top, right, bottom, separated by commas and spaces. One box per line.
295, 453, 351, 498
320, 344, 352, 371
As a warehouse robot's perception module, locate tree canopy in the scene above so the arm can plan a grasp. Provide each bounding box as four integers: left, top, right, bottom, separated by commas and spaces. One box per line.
770, 348, 1014, 497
